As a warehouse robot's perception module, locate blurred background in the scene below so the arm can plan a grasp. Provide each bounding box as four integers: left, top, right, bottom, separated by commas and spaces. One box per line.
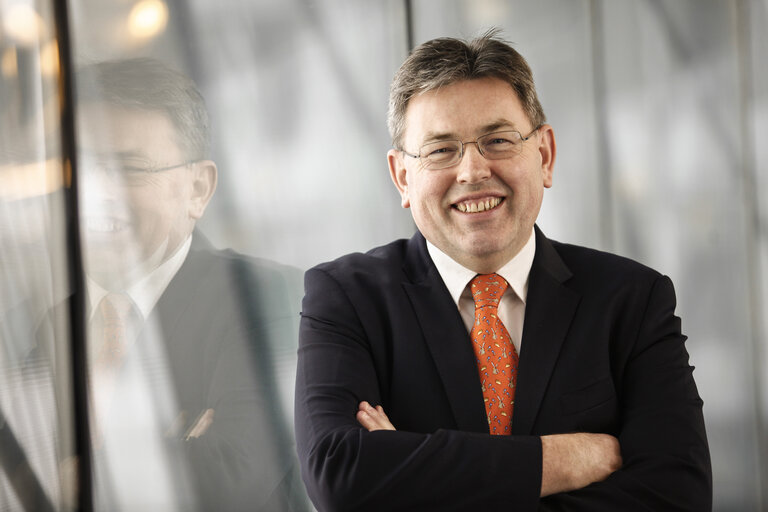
0, 0, 765, 510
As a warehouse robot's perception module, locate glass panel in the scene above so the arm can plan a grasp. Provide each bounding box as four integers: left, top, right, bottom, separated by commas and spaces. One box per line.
0, 0, 76, 510
748, 0, 768, 503
65, 0, 408, 509
69, 34, 306, 512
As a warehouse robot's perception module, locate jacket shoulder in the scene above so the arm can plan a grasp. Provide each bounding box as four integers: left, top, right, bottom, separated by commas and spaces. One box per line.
546, 238, 669, 300
308, 238, 411, 281
551, 239, 662, 278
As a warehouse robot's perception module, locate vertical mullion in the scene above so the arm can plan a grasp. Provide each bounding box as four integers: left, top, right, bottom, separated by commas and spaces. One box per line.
589, 0, 615, 251
50, 0, 93, 510
735, 0, 766, 508
404, 0, 414, 52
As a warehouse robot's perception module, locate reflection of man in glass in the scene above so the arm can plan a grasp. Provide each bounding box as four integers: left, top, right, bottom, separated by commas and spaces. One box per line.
75, 58, 308, 512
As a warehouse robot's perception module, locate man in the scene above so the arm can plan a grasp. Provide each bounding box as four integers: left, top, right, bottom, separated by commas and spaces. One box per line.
65, 58, 308, 511
294, 33, 711, 511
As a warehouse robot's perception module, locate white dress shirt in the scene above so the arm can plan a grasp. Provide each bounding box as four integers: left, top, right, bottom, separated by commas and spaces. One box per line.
87, 235, 192, 321
426, 229, 536, 355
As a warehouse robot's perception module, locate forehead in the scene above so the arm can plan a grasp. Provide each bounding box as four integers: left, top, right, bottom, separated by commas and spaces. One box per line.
78, 102, 183, 158
403, 77, 529, 144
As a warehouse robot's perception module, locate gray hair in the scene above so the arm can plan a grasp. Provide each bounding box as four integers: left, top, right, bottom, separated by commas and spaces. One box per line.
76, 58, 210, 161
387, 29, 546, 149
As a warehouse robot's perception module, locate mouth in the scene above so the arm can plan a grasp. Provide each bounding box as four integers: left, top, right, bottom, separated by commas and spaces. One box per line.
452, 196, 504, 214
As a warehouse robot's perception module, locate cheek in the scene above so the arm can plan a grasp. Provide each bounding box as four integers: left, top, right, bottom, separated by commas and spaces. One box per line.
125, 185, 179, 223
412, 174, 451, 206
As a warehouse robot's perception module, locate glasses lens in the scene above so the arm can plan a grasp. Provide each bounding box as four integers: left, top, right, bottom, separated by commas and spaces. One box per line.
420, 141, 461, 169
478, 131, 524, 159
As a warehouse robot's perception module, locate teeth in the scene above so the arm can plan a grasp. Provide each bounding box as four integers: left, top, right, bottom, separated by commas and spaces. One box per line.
456, 197, 502, 213
86, 219, 127, 232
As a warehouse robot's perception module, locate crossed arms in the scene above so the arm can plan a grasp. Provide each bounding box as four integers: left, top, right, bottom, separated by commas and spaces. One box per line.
294, 255, 712, 511
357, 401, 622, 497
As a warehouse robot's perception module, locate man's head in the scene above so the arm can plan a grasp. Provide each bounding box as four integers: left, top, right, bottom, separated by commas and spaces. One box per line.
387, 31, 556, 274
387, 29, 546, 151
76, 58, 217, 287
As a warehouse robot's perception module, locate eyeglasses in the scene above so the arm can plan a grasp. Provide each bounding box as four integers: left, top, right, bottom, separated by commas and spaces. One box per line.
118, 161, 196, 175
400, 126, 541, 170
82, 157, 198, 178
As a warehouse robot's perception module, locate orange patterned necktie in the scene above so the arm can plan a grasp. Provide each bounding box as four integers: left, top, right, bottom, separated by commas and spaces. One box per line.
89, 293, 142, 446
93, 293, 139, 370
470, 273, 519, 435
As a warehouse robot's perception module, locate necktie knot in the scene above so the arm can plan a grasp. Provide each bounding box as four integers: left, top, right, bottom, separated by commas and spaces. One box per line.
98, 293, 136, 324
93, 293, 141, 366
471, 273, 509, 309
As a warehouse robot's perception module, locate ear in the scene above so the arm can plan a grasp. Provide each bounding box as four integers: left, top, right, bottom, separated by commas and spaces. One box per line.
537, 124, 556, 189
188, 160, 218, 219
388, 149, 410, 208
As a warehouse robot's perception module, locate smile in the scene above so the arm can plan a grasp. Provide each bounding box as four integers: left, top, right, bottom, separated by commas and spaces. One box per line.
84, 218, 129, 233
453, 197, 503, 213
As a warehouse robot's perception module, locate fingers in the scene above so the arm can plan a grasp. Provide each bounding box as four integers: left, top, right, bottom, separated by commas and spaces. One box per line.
598, 434, 622, 474
185, 408, 215, 440
356, 401, 396, 431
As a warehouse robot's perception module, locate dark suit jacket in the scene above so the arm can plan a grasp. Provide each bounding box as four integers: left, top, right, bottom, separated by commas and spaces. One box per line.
23, 233, 310, 512
147, 233, 309, 511
294, 227, 711, 511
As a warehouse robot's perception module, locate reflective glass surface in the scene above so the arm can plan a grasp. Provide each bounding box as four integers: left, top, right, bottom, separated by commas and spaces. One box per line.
1, 0, 766, 510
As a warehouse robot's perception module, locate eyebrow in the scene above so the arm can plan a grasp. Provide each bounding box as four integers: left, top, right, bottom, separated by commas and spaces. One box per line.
481, 119, 518, 133
420, 119, 520, 144
113, 150, 149, 160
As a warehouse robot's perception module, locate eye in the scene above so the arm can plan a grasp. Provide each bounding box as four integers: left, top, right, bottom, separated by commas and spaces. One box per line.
422, 142, 459, 159
486, 135, 516, 146
481, 132, 522, 153
427, 146, 456, 156
118, 159, 153, 174
121, 165, 148, 174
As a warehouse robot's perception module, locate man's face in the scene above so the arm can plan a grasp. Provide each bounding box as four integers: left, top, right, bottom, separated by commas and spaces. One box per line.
78, 103, 200, 287
388, 77, 555, 273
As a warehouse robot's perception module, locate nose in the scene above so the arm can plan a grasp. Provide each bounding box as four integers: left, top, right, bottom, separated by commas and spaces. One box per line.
455, 142, 491, 184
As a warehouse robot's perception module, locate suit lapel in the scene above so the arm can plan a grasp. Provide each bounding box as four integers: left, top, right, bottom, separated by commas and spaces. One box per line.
401, 234, 489, 433
511, 227, 580, 435
151, 234, 216, 344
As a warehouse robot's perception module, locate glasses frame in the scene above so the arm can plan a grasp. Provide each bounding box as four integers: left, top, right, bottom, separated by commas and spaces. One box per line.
141, 161, 199, 173
400, 125, 542, 170
81, 158, 200, 178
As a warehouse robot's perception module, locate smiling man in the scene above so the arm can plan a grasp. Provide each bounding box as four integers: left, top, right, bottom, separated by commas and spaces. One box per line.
295, 32, 711, 511
73, 58, 308, 511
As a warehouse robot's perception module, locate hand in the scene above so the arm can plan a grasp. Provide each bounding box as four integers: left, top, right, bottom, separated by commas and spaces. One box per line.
540, 433, 622, 496
356, 401, 396, 431
185, 408, 215, 440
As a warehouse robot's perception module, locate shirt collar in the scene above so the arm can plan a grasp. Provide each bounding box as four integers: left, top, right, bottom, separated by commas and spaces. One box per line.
426, 228, 536, 306
87, 235, 193, 320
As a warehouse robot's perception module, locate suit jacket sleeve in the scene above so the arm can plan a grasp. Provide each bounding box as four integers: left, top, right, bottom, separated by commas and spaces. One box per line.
295, 265, 543, 512
540, 275, 711, 511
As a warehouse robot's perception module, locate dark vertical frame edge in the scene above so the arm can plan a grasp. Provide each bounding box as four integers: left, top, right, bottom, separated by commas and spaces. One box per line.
404, 0, 414, 52
735, 0, 766, 508
51, 0, 93, 510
